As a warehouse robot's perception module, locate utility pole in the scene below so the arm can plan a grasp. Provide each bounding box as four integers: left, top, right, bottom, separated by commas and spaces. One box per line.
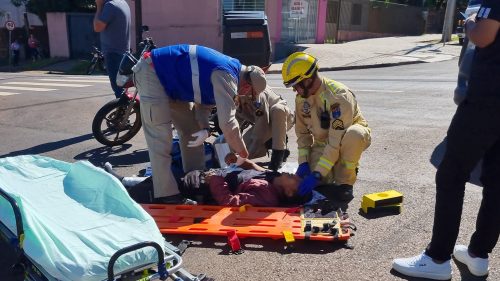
441, 0, 457, 43
334, 0, 342, 43
134, 0, 142, 51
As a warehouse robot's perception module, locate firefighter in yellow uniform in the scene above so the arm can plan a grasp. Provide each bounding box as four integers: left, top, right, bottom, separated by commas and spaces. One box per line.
235, 84, 294, 171
282, 52, 371, 200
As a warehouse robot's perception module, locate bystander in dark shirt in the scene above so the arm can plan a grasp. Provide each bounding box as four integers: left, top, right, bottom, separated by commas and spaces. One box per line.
99, 0, 130, 54
468, 0, 500, 100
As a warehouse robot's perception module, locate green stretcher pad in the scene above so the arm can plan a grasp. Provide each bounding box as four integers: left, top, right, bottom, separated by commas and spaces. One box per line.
0, 155, 165, 281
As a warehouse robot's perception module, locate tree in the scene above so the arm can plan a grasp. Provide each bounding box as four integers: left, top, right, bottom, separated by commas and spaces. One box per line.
11, 0, 96, 22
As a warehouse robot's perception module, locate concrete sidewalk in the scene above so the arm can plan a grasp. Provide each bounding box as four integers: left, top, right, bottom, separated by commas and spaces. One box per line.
267, 33, 461, 74
11, 33, 461, 75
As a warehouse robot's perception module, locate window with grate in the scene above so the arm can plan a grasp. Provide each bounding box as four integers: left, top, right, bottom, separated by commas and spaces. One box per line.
351, 3, 362, 25
223, 0, 266, 11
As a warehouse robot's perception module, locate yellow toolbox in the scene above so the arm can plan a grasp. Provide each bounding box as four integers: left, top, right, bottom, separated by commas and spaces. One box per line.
361, 190, 403, 214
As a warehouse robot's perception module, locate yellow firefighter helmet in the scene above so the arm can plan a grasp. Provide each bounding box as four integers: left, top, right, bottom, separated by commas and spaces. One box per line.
281, 52, 318, 88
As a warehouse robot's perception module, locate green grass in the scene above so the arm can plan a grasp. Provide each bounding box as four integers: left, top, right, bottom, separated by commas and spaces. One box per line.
22, 57, 66, 70
66, 60, 92, 75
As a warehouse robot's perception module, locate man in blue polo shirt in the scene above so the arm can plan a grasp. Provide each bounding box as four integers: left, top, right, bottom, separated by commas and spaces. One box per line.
392, 0, 500, 279
132, 44, 267, 205
93, 0, 131, 98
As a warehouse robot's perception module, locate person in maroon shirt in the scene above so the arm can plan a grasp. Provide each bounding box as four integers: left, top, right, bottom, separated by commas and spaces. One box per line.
206, 171, 301, 207
104, 158, 304, 207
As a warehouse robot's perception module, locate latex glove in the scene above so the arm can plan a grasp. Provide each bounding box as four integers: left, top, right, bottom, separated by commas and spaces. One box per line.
298, 172, 321, 196
183, 170, 204, 189
187, 129, 209, 147
295, 162, 311, 178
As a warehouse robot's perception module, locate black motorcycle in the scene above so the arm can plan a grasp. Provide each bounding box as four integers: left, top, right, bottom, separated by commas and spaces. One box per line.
86, 46, 106, 75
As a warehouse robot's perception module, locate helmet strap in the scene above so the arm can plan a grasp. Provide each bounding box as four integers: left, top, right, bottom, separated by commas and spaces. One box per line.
298, 75, 317, 98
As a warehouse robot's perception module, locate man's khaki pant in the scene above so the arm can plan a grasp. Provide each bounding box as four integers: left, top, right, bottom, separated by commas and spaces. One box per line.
243, 103, 293, 158
309, 124, 371, 185
133, 58, 205, 198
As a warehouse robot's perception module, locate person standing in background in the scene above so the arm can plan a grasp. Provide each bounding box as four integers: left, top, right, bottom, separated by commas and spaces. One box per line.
93, 0, 131, 98
10, 39, 20, 67
28, 34, 39, 62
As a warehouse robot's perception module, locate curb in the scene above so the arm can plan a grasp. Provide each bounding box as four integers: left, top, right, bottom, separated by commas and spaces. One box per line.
265, 60, 426, 74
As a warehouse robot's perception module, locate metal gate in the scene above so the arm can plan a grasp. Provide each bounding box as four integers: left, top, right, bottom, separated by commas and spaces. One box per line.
223, 0, 265, 11
281, 0, 318, 43
325, 0, 340, 43
67, 13, 100, 59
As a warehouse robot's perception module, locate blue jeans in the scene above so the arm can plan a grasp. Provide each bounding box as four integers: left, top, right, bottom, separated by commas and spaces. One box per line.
104, 52, 124, 98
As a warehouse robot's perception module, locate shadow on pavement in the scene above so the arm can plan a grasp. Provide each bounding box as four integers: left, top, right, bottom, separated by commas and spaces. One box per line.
429, 137, 483, 187
74, 144, 149, 167
0, 134, 94, 158
389, 268, 445, 281
166, 235, 351, 256
402, 43, 436, 55
453, 257, 488, 281
357, 208, 400, 219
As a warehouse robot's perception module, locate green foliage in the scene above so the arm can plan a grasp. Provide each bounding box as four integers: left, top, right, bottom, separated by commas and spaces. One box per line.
11, 0, 96, 21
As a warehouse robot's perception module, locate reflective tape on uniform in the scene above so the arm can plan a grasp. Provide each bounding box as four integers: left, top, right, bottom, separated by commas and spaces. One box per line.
314, 140, 326, 146
318, 157, 334, 170
326, 80, 346, 95
340, 159, 357, 170
298, 148, 309, 157
188, 45, 202, 104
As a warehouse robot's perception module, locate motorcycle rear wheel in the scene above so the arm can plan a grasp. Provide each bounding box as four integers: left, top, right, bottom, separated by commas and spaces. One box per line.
92, 98, 142, 146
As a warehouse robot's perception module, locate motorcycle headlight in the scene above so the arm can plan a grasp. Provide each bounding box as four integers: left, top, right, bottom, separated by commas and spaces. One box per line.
119, 52, 137, 75
116, 73, 133, 88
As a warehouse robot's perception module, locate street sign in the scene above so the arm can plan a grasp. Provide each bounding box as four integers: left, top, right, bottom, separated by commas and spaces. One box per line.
290, 0, 308, 19
5, 20, 15, 31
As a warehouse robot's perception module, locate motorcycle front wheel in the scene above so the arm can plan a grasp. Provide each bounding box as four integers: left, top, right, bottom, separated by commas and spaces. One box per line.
86, 58, 98, 75
92, 98, 142, 146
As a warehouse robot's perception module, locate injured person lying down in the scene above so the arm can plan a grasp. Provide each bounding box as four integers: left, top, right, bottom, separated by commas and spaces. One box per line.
104, 154, 315, 207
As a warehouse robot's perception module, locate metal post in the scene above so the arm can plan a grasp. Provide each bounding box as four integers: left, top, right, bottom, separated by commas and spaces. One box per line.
335, 0, 342, 43
8, 30, 12, 71
134, 0, 143, 51
441, 0, 457, 43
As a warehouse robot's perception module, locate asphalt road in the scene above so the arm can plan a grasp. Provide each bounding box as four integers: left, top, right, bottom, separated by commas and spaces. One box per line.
0, 60, 498, 281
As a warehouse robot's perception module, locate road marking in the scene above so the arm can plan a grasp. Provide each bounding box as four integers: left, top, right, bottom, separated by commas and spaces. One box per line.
4, 82, 90, 87
0, 86, 56, 91
62, 76, 108, 80
38, 79, 109, 83
0, 91, 21, 96
271, 86, 403, 93
355, 89, 404, 93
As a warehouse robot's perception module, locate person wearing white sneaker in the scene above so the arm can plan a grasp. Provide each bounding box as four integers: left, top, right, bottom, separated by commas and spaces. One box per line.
453, 245, 489, 277
392, 252, 452, 280
393, 1, 500, 279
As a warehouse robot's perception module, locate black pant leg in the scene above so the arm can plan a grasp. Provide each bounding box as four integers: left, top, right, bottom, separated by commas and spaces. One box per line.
469, 139, 500, 258
426, 99, 500, 261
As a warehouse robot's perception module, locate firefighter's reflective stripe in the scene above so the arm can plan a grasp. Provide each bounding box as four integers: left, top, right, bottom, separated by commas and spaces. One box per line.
298, 148, 309, 157
318, 156, 334, 171
188, 45, 202, 104
341, 159, 357, 170
326, 80, 346, 95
